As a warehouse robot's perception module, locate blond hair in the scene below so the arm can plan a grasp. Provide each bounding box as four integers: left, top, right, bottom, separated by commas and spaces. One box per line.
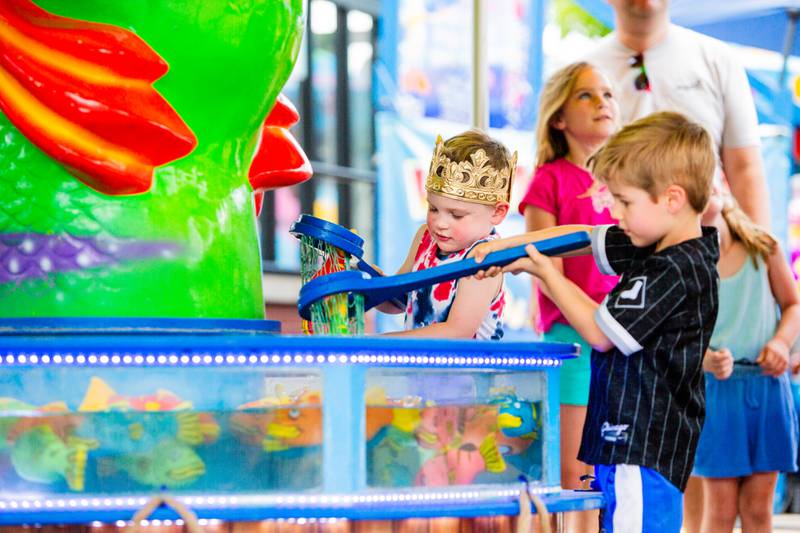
535, 62, 593, 167
590, 111, 715, 213
442, 129, 512, 171
721, 196, 777, 267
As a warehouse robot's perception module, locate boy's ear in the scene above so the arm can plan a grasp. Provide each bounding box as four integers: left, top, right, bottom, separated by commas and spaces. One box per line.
491, 202, 510, 224
663, 184, 688, 214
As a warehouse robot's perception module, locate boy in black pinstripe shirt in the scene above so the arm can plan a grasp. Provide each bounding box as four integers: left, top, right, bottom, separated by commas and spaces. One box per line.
473, 111, 719, 532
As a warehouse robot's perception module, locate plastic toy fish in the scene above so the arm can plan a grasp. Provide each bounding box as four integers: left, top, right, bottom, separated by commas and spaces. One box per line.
79, 377, 191, 412
0, 397, 97, 490
367, 425, 423, 488
100, 438, 205, 489
363, 388, 424, 488
365, 386, 422, 440
413, 405, 506, 486
415, 432, 504, 486
9, 424, 98, 491
0, 397, 75, 447
494, 395, 540, 440
79, 377, 219, 446
231, 390, 322, 452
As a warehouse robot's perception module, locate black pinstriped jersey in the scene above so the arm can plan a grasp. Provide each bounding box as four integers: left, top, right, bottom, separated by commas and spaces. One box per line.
578, 225, 719, 491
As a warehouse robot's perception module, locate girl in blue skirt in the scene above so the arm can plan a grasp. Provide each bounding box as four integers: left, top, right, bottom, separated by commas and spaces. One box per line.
694, 188, 800, 532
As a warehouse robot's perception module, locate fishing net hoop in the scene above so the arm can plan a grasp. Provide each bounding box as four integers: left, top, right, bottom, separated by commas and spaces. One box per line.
298, 234, 365, 335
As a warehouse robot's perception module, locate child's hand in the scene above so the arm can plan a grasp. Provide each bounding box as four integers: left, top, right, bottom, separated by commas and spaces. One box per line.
474, 244, 556, 280
703, 347, 733, 380
470, 240, 504, 263
473, 265, 504, 280
471, 239, 559, 281
516, 244, 558, 279
470, 240, 531, 280
791, 353, 800, 375
757, 338, 790, 376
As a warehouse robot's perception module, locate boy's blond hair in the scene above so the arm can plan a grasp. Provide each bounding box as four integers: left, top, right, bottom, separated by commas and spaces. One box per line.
441, 129, 512, 172
590, 111, 715, 213
535, 61, 594, 168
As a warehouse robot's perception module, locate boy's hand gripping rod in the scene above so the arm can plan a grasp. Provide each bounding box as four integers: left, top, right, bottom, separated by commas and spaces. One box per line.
297, 231, 591, 320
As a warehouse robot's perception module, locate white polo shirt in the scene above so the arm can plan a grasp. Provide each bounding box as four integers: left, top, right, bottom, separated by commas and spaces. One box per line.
586, 24, 761, 170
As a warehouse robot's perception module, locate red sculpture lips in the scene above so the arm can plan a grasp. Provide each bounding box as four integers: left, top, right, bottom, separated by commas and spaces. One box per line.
248, 94, 313, 215
0, 0, 197, 195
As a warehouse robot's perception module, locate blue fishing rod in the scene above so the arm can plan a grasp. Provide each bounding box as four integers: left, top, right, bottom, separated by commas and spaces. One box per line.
298, 231, 591, 320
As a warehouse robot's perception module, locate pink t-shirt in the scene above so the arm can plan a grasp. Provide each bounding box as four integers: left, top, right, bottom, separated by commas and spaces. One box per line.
518, 158, 619, 332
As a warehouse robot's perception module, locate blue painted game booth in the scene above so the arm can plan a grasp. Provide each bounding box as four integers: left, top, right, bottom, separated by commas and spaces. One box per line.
0, 318, 604, 525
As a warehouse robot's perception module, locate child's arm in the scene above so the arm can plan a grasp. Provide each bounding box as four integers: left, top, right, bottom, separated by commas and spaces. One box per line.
374, 225, 427, 314
758, 243, 800, 376
520, 244, 614, 352
470, 224, 594, 264
524, 207, 563, 333
470, 224, 612, 351
525, 207, 566, 274
479, 225, 688, 357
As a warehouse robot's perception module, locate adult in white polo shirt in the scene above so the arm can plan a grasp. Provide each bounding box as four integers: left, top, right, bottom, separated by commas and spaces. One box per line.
585, 0, 770, 228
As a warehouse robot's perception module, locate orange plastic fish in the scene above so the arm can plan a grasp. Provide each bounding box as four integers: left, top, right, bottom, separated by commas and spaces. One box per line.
78, 377, 219, 446
365, 387, 422, 440
79, 377, 191, 412
231, 390, 322, 452
3, 399, 79, 444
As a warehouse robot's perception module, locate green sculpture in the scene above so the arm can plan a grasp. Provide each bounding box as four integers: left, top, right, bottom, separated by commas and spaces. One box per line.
0, 0, 310, 318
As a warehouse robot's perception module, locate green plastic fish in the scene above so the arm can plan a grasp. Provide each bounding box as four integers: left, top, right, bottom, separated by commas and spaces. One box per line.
108, 438, 206, 489
10, 425, 98, 491
367, 426, 426, 488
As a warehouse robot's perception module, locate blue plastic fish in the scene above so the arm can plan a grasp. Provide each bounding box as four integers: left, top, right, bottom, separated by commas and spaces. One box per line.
493, 395, 540, 440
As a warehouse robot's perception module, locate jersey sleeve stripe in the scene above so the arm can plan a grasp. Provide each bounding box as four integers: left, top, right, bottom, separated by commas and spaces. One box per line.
592, 224, 616, 275
596, 300, 644, 356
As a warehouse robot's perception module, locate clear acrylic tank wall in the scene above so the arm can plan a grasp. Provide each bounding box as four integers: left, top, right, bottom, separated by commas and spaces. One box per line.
0, 318, 584, 524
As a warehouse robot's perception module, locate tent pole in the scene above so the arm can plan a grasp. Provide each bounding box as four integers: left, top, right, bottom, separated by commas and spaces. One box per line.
472, 0, 488, 129
780, 9, 799, 86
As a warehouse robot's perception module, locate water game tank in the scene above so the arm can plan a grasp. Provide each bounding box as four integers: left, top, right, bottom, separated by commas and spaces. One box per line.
0, 318, 602, 524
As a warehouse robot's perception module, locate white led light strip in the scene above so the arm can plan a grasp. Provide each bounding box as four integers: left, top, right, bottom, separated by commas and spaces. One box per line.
0, 352, 563, 368
0, 484, 561, 512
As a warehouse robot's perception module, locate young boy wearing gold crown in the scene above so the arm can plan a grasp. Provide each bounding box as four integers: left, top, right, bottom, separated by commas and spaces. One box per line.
381, 129, 516, 339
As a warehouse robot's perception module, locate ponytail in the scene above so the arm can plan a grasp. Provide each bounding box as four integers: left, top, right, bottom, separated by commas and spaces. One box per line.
721, 198, 776, 267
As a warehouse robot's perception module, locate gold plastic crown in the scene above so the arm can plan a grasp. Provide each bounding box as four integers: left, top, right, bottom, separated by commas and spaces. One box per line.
425, 135, 517, 205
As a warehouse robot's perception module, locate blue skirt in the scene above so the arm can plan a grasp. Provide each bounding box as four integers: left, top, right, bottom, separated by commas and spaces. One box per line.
694, 367, 799, 478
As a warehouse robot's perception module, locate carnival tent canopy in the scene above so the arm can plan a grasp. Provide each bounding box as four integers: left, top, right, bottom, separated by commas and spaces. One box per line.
573, 0, 800, 57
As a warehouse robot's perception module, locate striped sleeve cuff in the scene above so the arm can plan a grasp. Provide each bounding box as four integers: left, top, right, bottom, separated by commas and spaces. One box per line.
591, 225, 616, 275
595, 299, 643, 356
